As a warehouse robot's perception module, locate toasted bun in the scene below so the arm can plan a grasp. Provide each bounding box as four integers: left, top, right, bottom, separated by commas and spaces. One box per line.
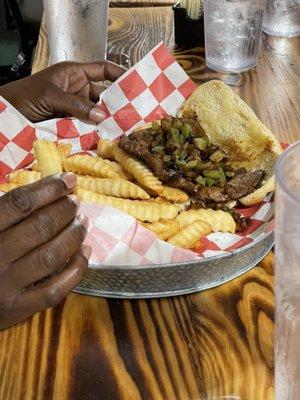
179, 80, 282, 205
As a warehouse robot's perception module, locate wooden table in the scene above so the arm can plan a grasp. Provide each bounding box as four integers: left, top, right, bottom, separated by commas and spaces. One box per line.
110, 0, 175, 7
1, 7, 299, 400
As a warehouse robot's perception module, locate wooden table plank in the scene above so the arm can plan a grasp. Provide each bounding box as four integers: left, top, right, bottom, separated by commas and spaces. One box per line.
0, 254, 275, 400
2, 6, 300, 400
110, 0, 175, 6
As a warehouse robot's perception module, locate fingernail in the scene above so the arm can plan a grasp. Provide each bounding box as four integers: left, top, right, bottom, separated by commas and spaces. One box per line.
61, 172, 77, 189
68, 194, 80, 208
82, 245, 92, 260
76, 214, 89, 229
89, 107, 106, 123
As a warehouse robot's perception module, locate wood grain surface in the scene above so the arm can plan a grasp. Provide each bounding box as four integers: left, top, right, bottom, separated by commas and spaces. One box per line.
110, 0, 175, 7
32, 8, 175, 75
0, 254, 275, 400
1, 5, 300, 400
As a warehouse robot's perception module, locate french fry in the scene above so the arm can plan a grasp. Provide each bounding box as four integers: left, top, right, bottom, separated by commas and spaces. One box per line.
75, 187, 180, 222
191, 240, 201, 250
167, 220, 212, 249
97, 139, 117, 160
31, 162, 40, 172
141, 219, 180, 240
114, 146, 163, 193
9, 170, 41, 184
58, 143, 72, 159
104, 160, 133, 181
134, 182, 159, 198
76, 176, 150, 200
33, 140, 62, 177
154, 199, 189, 214
63, 155, 119, 179
150, 197, 171, 204
97, 139, 133, 179
176, 209, 236, 233
31, 143, 72, 172
160, 186, 189, 203
0, 183, 22, 192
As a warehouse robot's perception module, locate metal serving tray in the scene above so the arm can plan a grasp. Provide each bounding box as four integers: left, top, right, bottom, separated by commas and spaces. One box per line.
74, 232, 273, 299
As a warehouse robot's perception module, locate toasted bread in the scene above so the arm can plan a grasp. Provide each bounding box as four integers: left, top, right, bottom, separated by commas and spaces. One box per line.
179, 80, 282, 205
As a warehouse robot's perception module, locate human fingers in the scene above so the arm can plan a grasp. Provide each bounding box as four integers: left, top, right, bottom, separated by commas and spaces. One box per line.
0, 195, 79, 268
7, 214, 88, 290
0, 173, 77, 232
0, 246, 90, 330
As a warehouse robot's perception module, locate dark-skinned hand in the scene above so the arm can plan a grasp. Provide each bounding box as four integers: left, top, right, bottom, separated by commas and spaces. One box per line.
0, 61, 126, 123
0, 173, 91, 330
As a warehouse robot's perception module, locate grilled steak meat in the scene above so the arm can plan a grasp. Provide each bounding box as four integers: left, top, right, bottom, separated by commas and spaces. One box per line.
225, 168, 264, 199
197, 186, 228, 203
118, 117, 264, 207
231, 211, 251, 232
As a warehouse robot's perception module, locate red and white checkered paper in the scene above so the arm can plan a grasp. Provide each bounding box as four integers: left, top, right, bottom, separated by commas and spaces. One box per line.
0, 43, 274, 266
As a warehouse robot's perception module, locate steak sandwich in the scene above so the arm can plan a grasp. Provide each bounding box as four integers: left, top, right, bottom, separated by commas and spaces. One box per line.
119, 80, 282, 210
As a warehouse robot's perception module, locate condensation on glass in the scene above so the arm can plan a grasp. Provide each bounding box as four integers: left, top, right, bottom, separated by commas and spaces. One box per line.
203, 0, 266, 73
275, 141, 300, 400
43, 0, 109, 64
263, 0, 300, 37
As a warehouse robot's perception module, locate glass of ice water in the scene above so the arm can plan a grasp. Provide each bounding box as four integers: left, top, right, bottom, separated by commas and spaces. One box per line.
43, 0, 109, 64
203, 0, 266, 73
263, 0, 300, 37
275, 141, 300, 400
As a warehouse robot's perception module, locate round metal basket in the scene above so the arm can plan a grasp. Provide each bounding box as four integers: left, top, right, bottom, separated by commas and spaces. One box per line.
74, 231, 274, 299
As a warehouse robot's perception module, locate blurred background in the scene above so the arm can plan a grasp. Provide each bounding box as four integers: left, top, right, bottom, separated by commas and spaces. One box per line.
0, 0, 43, 84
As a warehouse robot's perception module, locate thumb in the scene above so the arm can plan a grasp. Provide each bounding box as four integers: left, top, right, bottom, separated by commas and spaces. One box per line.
53, 89, 106, 123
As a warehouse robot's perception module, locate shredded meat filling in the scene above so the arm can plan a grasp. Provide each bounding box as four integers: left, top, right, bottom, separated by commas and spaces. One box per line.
119, 116, 264, 208
231, 212, 252, 232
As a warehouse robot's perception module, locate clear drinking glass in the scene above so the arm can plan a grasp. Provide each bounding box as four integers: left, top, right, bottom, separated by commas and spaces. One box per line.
203, 0, 266, 73
263, 0, 300, 37
275, 141, 300, 400
43, 0, 109, 64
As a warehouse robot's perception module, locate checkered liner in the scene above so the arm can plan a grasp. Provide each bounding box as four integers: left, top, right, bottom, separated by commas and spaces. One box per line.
0, 43, 275, 266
